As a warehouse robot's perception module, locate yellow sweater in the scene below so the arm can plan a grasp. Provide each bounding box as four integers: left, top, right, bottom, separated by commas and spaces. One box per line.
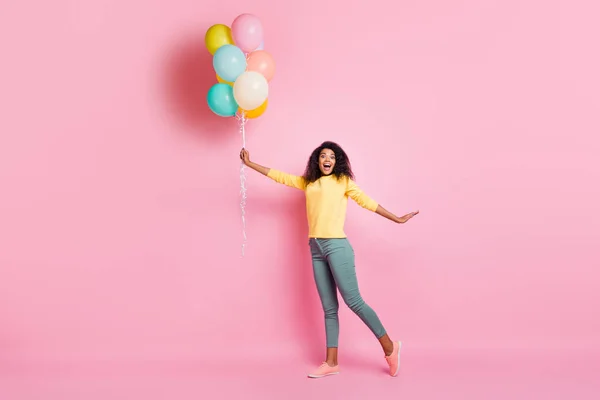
267, 169, 379, 238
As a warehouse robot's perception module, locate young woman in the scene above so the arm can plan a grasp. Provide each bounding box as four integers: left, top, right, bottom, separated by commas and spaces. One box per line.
240, 141, 419, 378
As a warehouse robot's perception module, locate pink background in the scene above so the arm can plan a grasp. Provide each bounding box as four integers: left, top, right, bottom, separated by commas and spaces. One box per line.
1, 0, 599, 398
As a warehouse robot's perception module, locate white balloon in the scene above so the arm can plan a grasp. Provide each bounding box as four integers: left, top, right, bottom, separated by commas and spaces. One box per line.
233, 71, 269, 111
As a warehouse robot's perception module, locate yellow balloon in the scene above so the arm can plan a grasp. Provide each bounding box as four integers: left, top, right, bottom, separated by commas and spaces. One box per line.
205, 24, 234, 55
216, 74, 233, 86
240, 99, 268, 119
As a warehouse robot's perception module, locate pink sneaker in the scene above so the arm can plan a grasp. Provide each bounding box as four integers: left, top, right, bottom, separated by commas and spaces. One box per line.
385, 341, 402, 377
307, 362, 340, 378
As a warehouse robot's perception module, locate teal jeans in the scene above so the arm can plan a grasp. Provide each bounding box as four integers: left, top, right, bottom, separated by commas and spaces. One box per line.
309, 238, 387, 348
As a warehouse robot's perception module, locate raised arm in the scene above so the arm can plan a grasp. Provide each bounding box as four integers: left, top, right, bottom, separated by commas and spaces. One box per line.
240, 148, 270, 176
240, 148, 306, 190
346, 178, 419, 224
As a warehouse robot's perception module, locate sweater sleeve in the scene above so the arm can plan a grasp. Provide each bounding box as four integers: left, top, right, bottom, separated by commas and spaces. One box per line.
346, 179, 378, 212
267, 169, 307, 190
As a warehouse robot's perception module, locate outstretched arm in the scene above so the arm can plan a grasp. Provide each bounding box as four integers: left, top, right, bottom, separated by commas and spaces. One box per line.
346, 178, 419, 224
240, 148, 306, 190
375, 205, 419, 224
240, 148, 270, 176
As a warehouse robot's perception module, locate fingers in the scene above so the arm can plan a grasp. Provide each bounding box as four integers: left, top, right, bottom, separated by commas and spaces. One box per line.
239, 148, 249, 163
400, 211, 419, 223
407, 211, 419, 221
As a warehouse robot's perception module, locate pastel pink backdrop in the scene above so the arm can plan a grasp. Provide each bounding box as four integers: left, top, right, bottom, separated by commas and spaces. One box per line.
1, 0, 599, 398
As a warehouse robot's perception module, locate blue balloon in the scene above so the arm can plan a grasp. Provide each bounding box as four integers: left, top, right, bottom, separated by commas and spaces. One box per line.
207, 83, 238, 117
213, 44, 246, 83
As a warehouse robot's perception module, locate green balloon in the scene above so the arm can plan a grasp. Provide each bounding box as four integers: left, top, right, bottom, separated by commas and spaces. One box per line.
207, 83, 238, 117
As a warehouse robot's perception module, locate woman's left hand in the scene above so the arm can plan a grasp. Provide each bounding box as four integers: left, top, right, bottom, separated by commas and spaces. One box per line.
396, 210, 419, 223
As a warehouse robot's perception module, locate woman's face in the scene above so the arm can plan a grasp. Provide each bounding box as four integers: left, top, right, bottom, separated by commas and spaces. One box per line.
319, 148, 336, 175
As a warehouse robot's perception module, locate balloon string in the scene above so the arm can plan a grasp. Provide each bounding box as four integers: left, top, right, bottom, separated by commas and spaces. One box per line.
237, 111, 247, 257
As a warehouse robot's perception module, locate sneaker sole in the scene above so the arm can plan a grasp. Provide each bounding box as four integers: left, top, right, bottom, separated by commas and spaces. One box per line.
392, 341, 402, 377
307, 372, 340, 379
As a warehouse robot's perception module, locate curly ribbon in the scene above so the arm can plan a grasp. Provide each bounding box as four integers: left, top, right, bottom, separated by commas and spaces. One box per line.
237, 111, 247, 256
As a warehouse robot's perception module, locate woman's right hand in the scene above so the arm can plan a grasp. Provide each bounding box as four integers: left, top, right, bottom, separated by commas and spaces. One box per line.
240, 148, 250, 165
240, 149, 270, 176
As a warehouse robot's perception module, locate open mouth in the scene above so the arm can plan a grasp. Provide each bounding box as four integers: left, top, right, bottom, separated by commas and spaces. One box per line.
323, 163, 332, 172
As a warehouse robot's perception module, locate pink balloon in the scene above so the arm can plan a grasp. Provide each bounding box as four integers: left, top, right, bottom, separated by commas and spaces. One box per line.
231, 14, 263, 53
246, 50, 275, 82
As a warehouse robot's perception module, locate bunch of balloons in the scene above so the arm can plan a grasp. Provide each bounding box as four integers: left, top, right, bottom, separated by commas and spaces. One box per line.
205, 14, 274, 256
205, 14, 275, 119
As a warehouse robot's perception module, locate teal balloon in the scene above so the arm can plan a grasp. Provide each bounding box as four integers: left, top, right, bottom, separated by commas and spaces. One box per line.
213, 44, 246, 82
207, 83, 238, 117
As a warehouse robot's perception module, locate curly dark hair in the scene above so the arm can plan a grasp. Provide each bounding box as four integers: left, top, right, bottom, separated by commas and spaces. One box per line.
302, 141, 355, 184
